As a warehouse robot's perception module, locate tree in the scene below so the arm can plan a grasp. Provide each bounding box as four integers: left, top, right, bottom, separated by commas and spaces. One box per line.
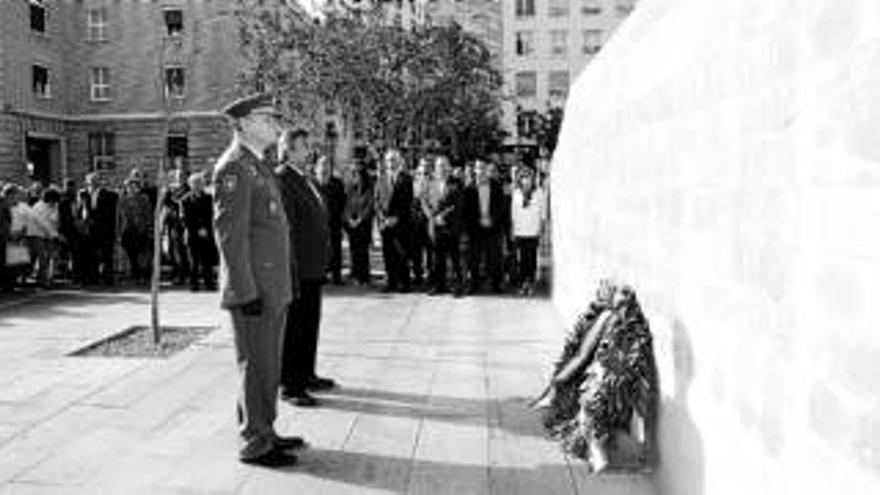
235, 2, 505, 161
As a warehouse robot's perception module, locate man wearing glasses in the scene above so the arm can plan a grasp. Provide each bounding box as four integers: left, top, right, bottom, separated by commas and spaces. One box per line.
212, 93, 304, 467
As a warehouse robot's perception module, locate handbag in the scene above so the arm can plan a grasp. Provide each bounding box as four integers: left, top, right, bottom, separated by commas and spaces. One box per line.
6, 242, 30, 266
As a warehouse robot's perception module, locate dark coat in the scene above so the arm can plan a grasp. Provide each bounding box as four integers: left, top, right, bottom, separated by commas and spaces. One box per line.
275, 164, 329, 283
431, 176, 466, 236
463, 179, 508, 235
0, 195, 10, 241
82, 187, 118, 242
317, 175, 347, 230
181, 190, 213, 237
378, 172, 413, 230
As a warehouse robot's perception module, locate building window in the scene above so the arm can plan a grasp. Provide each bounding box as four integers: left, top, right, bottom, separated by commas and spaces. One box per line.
164, 67, 185, 98
515, 71, 537, 98
616, 0, 635, 15
582, 0, 602, 15
550, 30, 568, 56
516, 108, 538, 138
167, 134, 189, 169
549, 70, 570, 99
515, 0, 535, 17
32, 64, 50, 98
582, 29, 602, 54
87, 8, 108, 41
90, 67, 111, 101
88, 132, 116, 171
30, 0, 46, 33
549, 0, 569, 17
515, 31, 534, 56
164, 8, 183, 36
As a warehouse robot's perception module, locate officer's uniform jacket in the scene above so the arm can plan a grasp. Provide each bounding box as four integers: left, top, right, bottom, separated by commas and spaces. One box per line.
213, 143, 292, 310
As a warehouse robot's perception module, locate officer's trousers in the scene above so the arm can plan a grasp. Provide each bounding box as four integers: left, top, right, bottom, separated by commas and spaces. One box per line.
229, 305, 287, 460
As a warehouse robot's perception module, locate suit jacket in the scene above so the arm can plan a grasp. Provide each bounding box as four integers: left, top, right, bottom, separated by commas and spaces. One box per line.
83, 187, 118, 242
463, 179, 508, 235
0, 195, 10, 241
317, 176, 347, 230
429, 176, 465, 236
376, 172, 413, 231
275, 163, 329, 283
181, 190, 214, 236
212, 144, 292, 310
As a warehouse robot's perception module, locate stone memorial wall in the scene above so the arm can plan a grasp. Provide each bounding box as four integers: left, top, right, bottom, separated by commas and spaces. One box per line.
551, 0, 880, 493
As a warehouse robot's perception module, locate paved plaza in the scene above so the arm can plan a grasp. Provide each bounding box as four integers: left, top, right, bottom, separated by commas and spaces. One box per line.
0, 288, 652, 494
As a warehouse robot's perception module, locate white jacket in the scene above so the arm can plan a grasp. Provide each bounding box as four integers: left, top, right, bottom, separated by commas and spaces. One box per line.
511, 187, 546, 238
30, 200, 60, 239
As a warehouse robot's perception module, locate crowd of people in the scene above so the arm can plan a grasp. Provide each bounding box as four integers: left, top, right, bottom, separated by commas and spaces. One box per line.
0, 168, 218, 293
340, 147, 550, 298
0, 147, 549, 298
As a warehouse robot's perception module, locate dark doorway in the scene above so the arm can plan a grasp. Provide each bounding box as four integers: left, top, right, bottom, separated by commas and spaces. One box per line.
25, 136, 60, 185
166, 134, 189, 170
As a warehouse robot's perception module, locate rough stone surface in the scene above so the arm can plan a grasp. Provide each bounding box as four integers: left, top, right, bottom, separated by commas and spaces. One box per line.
551, 0, 880, 494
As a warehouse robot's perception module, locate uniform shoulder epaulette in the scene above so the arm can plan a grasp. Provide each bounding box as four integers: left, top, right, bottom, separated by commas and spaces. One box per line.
214, 144, 245, 174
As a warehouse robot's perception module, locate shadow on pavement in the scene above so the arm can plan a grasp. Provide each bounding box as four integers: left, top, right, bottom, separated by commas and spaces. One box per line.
316, 386, 546, 439
271, 447, 579, 494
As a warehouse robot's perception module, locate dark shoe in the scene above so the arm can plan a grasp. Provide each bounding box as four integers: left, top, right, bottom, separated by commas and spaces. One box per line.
241, 447, 298, 467
467, 284, 479, 295
381, 284, 397, 293
428, 286, 447, 296
491, 283, 503, 294
453, 287, 464, 298
307, 376, 336, 391
274, 435, 307, 450
282, 389, 319, 407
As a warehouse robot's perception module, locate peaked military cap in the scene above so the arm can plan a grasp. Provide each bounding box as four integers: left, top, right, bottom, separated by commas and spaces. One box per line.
221, 93, 280, 120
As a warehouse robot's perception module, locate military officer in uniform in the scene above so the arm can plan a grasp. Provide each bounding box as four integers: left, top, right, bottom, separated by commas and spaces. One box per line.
213, 93, 304, 467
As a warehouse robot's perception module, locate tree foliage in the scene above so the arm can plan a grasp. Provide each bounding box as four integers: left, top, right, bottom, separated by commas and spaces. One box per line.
236, 2, 506, 161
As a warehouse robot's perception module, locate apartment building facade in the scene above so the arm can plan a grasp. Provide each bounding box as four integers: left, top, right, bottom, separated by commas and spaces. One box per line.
0, 0, 243, 185
503, 0, 636, 146
425, 0, 501, 62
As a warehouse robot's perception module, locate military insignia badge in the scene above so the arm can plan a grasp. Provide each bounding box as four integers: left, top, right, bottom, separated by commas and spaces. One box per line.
223, 174, 238, 192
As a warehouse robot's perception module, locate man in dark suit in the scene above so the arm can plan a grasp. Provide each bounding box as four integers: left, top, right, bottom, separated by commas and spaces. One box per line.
181, 172, 216, 291
463, 159, 508, 294
314, 156, 346, 285
83, 171, 118, 286
427, 156, 466, 297
276, 128, 337, 407
213, 94, 302, 467
375, 148, 413, 293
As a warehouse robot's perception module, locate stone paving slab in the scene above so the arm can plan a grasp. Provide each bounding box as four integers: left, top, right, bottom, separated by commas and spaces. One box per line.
0, 287, 654, 494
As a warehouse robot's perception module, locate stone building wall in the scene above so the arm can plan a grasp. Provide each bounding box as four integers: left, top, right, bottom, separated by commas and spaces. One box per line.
551, 0, 880, 493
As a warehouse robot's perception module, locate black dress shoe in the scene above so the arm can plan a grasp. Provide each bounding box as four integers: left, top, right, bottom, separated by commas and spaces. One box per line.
282, 389, 319, 407
241, 447, 298, 467
274, 435, 307, 450
306, 376, 337, 391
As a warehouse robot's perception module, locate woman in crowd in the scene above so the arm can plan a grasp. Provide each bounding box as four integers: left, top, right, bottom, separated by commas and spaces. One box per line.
3, 185, 28, 288
343, 164, 375, 285
29, 187, 62, 287
510, 165, 546, 297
